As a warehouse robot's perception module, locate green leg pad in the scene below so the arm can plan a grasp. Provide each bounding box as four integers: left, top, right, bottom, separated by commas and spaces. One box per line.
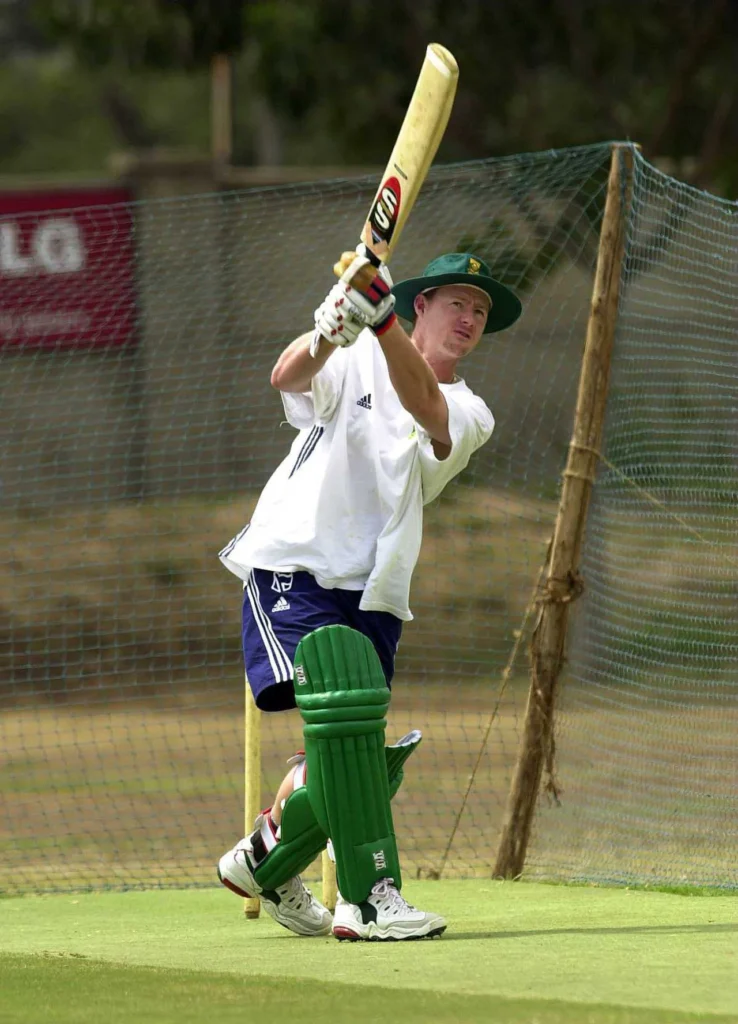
294, 624, 401, 904
253, 788, 325, 891
253, 730, 421, 892
386, 730, 422, 799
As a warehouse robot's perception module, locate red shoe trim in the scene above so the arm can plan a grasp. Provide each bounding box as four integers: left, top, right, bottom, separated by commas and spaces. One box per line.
220, 875, 253, 899
332, 925, 361, 940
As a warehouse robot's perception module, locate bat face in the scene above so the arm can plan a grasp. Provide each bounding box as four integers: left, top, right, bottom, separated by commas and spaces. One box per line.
366, 176, 402, 253
356, 43, 458, 266
332, 42, 457, 287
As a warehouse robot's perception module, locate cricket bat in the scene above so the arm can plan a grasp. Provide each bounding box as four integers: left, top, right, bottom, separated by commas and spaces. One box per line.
334, 43, 458, 286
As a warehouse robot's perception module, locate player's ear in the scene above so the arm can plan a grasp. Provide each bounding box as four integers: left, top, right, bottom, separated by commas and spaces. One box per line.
414, 293, 427, 317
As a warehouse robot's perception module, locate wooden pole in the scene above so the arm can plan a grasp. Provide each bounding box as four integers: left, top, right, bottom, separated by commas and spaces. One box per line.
211, 54, 232, 165
244, 679, 261, 918
494, 144, 634, 879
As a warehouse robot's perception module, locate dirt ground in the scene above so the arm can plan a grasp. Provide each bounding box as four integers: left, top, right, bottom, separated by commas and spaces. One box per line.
0, 486, 555, 694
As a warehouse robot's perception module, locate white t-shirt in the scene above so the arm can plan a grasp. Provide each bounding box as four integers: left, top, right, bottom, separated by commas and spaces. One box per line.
219, 329, 494, 621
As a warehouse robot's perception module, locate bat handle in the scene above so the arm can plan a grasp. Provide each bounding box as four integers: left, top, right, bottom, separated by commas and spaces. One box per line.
333, 246, 382, 293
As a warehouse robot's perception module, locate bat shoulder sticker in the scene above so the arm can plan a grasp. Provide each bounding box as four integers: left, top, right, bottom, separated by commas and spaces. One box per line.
368, 176, 402, 248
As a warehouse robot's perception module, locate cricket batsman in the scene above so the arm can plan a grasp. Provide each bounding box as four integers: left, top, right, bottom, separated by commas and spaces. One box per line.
217, 249, 522, 940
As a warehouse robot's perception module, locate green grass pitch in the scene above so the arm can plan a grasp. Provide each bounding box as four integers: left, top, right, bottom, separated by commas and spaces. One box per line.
1, 880, 736, 1023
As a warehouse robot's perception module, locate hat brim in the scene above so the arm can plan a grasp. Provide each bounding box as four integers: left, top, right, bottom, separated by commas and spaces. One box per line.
392, 273, 522, 334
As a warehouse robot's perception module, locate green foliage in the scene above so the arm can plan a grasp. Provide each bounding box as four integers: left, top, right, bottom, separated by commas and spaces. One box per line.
0, 56, 209, 173
1, 1, 738, 188
32, 0, 249, 67
0, 55, 117, 173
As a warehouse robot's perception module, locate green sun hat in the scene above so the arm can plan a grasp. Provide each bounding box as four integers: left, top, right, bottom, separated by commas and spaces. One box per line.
392, 252, 522, 334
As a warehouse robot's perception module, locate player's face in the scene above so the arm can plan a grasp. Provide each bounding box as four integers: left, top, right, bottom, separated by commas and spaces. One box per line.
416, 285, 490, 359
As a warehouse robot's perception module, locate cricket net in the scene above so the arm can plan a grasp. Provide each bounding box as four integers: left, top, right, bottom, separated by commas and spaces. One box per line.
0, 142, 735, 894
527, 149, 738, 888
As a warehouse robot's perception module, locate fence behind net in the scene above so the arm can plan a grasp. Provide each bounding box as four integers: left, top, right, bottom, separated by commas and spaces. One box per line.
529, 148, 738, 888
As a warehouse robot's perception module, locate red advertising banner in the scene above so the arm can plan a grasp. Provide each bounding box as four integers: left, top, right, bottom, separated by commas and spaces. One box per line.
0, 187, 137, 349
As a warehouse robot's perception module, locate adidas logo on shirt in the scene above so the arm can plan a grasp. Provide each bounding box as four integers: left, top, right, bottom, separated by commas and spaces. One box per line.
356, 394, 372, 409
271, 596, 290, 613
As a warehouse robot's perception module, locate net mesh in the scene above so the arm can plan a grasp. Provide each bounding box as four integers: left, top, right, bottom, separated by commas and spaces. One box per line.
2, 141, 732, 896
528, 149, 738, 888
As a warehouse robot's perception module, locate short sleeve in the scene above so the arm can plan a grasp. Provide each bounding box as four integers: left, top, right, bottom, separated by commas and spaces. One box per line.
280, 345, 350, 429
416, 386, 495, 504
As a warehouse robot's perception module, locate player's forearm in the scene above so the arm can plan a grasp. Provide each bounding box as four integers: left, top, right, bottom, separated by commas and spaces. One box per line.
270, 332, 336, 393
376, 320, 451, 444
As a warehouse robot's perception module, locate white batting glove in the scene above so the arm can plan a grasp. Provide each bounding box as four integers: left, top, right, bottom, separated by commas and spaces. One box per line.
312, 282, 366, 354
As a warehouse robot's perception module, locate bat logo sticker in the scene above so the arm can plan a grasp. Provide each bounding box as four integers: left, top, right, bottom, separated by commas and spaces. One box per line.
369, 176, 401, 244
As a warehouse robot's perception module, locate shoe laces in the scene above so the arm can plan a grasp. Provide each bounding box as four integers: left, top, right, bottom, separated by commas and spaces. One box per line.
370, 878, 416, 912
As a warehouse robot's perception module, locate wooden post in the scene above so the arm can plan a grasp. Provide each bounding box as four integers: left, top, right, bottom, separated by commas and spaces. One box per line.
211, 54, 232, 165
321, 849, 337, 912
494, 144, 634, 879
244, 680, 261, 917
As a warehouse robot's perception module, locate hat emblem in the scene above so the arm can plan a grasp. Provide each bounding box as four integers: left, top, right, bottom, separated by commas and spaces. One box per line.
467, 257, 481, 274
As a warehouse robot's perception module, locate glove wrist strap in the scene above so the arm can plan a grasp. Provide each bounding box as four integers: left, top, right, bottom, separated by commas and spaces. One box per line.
374, 311, 397, 336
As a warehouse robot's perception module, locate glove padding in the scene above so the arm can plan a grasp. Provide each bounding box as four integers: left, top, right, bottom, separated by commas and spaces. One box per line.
334, 246, 397, 334
312, 282, 366, 354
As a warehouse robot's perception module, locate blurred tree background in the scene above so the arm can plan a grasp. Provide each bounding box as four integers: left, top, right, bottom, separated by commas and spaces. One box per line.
1, 0, 736, 194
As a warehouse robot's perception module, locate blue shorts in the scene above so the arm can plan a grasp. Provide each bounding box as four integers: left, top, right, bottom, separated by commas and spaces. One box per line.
242, 569, 404, 712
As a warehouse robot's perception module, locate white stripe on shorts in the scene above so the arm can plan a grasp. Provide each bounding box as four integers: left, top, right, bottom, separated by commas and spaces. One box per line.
245, 571, 294, 683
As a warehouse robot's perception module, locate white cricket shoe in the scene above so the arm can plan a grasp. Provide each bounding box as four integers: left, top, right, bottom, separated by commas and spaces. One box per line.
332, 878, 446, 941
218, 836, 332, 937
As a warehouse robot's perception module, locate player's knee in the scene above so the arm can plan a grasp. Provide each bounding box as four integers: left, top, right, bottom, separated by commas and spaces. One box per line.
294, 625, 389, 704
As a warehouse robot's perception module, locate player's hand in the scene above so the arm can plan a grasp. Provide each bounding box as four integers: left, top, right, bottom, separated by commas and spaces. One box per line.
333, 246, 397, 335
313, 282, 365, 349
